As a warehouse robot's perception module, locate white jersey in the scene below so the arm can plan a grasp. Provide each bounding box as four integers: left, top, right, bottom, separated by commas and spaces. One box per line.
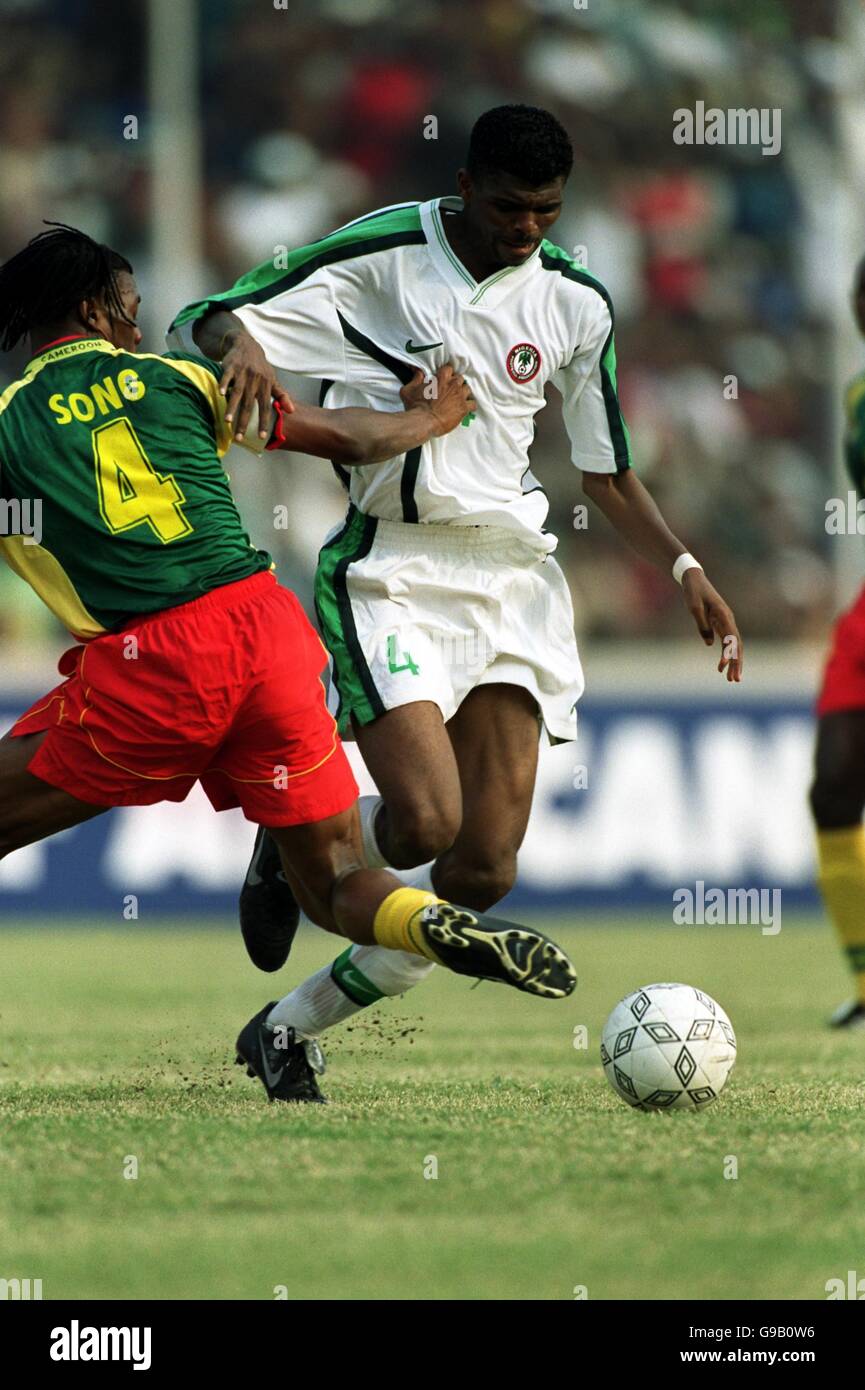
169, 197, 632, 553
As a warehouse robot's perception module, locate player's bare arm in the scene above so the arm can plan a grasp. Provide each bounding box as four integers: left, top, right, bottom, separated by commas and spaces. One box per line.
581, 468, 743, 682
193, 307, 291, 442
272, 366, 476, 465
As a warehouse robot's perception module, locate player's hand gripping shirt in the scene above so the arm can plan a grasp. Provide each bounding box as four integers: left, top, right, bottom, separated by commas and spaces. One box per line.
0, 336, 271, 638
170, 197, 632, 553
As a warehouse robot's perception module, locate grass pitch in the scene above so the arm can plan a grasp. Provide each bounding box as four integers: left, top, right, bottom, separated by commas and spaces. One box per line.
1, 916, 863, 1301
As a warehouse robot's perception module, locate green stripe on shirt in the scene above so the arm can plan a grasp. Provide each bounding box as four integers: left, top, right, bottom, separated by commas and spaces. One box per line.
170, 206, 426, 331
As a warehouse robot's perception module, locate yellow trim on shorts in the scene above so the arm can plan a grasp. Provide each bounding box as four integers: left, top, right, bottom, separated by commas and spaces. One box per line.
73, 645, 341, 784
13, 692, 67, 727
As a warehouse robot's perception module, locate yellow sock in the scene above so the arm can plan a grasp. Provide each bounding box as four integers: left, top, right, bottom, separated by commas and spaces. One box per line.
373, 888, 443, 962
816, 827, 865, 1003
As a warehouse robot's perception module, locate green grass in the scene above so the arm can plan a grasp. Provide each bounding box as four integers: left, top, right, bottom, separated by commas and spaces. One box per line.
1, 916, 864, 1301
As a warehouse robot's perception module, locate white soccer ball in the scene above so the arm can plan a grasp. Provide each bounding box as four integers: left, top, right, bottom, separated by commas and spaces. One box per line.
601, 983, 736, 1111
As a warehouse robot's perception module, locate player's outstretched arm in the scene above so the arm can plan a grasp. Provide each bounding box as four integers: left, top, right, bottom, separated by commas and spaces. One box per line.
581, 469, 743, 682
270, 365, 476, 466
193, 309, 293, 444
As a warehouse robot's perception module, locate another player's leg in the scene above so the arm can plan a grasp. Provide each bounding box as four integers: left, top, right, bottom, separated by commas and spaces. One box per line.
234, 950, 434, 1104
241, 685, 547, 1086
810, 710, 865, 1027
237, 558, 572, 1074
351, 701, 462, 867
317, 687, 536, 1042
261, 942, 434, 1046
0, 730, 106, 856
238, 700, 460, 970
271, 802, 575, 991
331, 684, 539, 1048
432, 683, 539, 909
235, 801, 577, 1101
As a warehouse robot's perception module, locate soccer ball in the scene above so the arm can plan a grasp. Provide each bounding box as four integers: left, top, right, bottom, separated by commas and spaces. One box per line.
601, 983, 736, 1111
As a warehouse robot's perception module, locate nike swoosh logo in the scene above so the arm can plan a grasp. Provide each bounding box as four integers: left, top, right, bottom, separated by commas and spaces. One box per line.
259, 1028, 285, 1088
405, 338, 443, 354
246, 830, 269, 887
246, 838, 288, 889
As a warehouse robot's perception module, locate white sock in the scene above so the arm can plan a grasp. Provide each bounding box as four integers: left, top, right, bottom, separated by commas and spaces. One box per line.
358, 798, 438, 893
346, 943, 435, 994
359, 794, 387, 868
266, 965, 361, 1038
266, 943, 435, 1040
393, 861, 436, 893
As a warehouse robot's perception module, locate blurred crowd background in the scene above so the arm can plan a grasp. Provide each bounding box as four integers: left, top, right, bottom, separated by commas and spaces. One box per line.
0, 0, 861, 669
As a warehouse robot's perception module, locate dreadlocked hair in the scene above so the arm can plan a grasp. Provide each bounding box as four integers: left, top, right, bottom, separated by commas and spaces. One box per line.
0, 222, 132, 351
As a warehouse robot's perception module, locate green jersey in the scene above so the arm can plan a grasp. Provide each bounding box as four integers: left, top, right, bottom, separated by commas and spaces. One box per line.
0, 335, 271, 638
844, 369, 865, 495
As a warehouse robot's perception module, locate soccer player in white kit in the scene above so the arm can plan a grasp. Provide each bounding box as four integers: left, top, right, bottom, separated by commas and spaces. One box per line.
170, 106, 743, 1096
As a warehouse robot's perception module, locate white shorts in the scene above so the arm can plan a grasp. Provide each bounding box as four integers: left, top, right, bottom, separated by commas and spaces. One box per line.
314, 507, 582, 743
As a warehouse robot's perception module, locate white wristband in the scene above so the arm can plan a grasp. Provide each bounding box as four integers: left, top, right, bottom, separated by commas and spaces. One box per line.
672, 552, 702, 586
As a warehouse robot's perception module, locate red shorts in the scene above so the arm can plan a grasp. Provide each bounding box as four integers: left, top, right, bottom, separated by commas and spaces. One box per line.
817, 583, 865, 716
10, 571, 358, 826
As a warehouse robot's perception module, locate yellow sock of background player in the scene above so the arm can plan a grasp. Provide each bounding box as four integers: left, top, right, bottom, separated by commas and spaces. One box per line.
816, 827, 865, 1003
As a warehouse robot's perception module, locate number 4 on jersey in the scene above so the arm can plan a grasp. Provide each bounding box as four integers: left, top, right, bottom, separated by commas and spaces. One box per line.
93, 417, 192, 544
387, 633, 419, 675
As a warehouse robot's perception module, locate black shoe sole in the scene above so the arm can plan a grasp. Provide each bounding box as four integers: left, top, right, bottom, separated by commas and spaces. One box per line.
423, 909, 577, 1000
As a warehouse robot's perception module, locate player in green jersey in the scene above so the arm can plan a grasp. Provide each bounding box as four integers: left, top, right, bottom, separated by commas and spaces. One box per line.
0, 230, 479, 636
0, 225, 578, 1102
811, 255, 865, 1028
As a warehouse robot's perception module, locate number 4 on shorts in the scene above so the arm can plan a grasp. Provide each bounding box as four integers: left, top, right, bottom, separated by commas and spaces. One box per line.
387, 633, 420, 676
